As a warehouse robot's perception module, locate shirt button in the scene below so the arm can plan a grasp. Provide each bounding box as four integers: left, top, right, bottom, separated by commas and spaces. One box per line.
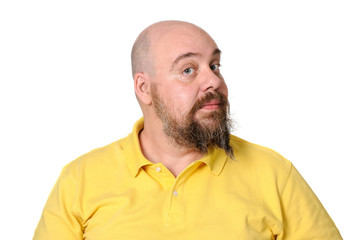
155, 167, 162, 172
173, 190, 178, 196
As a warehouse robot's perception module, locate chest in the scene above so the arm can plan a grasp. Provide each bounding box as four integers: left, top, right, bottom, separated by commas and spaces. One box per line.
81, 168, 281, 239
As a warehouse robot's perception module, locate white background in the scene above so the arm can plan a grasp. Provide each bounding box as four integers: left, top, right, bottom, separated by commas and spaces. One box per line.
1, 0, 360, 239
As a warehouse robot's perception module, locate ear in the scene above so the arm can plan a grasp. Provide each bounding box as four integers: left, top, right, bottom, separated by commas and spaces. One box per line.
134, 72, 152, 105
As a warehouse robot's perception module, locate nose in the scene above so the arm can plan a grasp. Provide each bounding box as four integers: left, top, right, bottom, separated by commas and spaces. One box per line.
199, 66, 226, 93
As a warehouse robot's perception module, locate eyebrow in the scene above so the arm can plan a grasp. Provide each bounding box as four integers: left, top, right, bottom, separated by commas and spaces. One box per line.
171, 48, 222, 70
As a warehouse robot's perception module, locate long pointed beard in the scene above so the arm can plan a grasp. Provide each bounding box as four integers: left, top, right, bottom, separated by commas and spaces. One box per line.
151, 84, 234, 158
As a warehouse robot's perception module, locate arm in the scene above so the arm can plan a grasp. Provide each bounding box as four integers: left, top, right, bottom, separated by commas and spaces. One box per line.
279, 164, 342, 239
33, 162, 83, 240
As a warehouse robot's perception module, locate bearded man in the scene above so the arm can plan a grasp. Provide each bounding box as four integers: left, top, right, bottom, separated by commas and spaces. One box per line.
33, 20, 342, 239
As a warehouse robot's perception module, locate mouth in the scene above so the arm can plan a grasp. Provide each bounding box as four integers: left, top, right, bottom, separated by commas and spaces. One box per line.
201, 99, 220, 110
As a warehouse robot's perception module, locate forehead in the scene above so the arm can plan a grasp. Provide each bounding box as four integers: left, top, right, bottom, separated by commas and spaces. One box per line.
151, 25, 218, 65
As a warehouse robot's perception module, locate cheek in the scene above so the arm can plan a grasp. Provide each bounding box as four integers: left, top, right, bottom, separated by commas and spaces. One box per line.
170, 87, 199, 115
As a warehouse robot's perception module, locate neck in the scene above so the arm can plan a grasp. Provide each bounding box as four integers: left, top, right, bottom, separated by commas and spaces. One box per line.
139, 117, 203, 177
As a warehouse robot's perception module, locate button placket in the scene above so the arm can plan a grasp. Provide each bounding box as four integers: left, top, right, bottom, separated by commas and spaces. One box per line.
165, 177, 187, 226
163, 162, 202, 227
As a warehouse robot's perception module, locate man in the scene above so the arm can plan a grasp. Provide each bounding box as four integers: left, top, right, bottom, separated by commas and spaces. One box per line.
33, 20, 342, 239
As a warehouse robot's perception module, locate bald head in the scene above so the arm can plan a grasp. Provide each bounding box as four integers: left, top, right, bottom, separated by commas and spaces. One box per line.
131, 20, 213, 78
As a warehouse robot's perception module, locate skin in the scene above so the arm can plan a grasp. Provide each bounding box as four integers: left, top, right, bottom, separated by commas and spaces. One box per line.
132, 21, 229, 177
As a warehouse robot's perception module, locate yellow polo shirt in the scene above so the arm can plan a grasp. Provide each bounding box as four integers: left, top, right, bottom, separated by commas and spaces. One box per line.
33, 118, 342, 239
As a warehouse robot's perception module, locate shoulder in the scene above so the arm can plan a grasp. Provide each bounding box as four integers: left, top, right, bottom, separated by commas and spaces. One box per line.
230, 135, 292, 175
223, 135, 293, 194
62, 136, 130, 178
230, 135, 291, 168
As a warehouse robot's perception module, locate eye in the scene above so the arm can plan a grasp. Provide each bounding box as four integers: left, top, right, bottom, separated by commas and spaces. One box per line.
210, 64, 220, 71
183, 67, 195, 75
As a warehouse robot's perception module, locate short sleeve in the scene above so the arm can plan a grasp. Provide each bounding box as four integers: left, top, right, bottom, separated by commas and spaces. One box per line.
279, 164, 342, 239
33, 162, 83, 240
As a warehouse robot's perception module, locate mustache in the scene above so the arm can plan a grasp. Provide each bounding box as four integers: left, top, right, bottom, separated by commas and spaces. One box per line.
190, 92, 229, 114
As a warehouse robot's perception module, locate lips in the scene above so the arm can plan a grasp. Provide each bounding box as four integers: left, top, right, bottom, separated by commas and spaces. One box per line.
201, 99, 220, 110
190, 92, 228, 114
203, 99, 220, 106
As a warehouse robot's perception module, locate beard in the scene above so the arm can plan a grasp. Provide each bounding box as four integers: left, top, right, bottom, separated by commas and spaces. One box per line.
150, 83, 234, 158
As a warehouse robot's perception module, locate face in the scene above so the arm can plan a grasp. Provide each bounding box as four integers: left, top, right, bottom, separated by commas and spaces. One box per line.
150, 25, 229, 127
148, 24, 233, 156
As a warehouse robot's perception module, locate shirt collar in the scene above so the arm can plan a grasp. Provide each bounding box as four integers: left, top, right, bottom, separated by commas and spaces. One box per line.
123, 117, 229, 177
123, 118, 153, 177
197, 145, 228, 176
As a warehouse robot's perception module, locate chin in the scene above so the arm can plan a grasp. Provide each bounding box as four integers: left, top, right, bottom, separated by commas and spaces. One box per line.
195, 112, 223, 127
